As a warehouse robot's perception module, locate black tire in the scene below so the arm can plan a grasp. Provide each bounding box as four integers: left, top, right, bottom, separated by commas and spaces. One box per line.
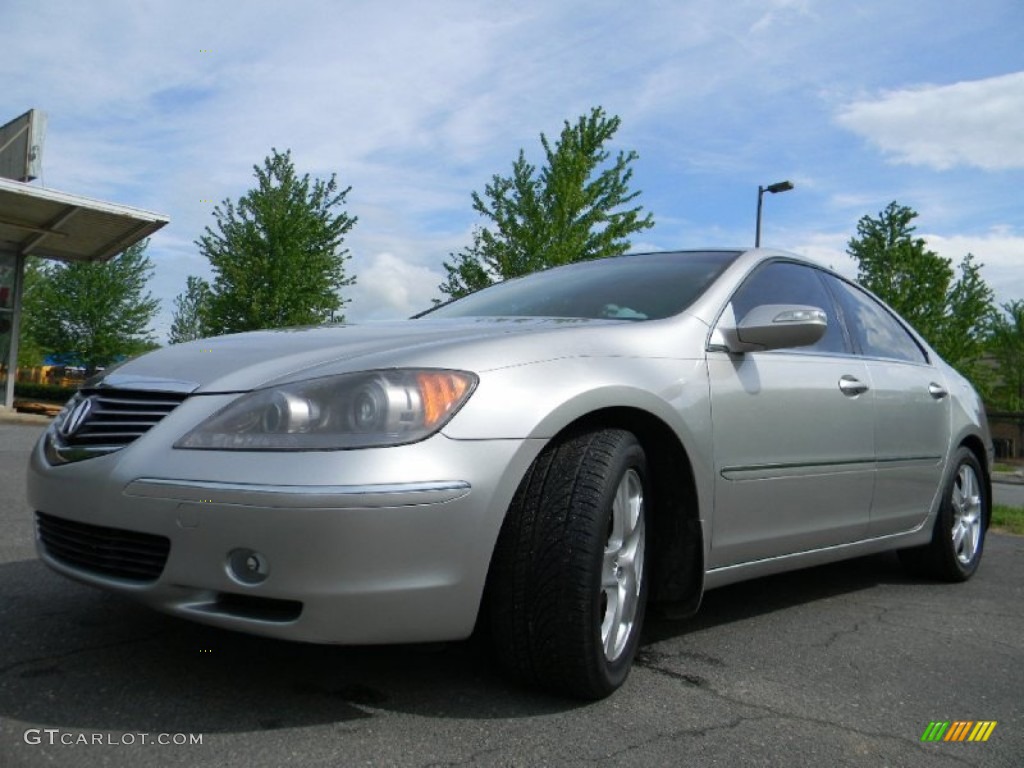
487, 428, 649, 699
898, 447, 988, 582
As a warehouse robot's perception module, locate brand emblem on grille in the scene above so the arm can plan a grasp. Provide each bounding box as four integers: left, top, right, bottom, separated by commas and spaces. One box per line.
60, 397, 94, 438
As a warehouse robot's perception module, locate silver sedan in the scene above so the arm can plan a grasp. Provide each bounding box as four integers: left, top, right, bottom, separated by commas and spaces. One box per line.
27, 248, 992, 699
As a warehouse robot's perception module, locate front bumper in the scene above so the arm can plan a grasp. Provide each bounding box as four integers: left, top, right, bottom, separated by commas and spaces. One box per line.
27, 397, 542, 644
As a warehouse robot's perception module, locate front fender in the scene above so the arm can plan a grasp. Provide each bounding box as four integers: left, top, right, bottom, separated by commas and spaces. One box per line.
442, 356, 716, 568
443, 356, 709, 444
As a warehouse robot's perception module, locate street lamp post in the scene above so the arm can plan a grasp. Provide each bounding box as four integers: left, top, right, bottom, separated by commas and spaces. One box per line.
755, 180, 794, 247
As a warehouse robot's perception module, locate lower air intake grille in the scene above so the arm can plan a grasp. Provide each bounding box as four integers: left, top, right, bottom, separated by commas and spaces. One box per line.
36, 511, 171, 583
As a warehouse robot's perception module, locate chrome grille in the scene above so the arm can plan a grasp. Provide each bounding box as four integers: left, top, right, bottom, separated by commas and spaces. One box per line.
63, 389, 187, 448
36, 511, 171, 583
47, 389, 189, 463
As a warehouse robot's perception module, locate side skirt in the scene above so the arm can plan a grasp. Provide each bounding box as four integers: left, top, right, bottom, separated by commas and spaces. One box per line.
703, 520, 933, 590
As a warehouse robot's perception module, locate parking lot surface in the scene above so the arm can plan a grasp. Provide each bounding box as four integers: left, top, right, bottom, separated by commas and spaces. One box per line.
1, 423, 1021, 767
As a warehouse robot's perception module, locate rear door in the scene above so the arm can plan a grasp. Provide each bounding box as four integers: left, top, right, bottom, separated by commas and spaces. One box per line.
823, 275, 950, 536
707, 261, 875, 568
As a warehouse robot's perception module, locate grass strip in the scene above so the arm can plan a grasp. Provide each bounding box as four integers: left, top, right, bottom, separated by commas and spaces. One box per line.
992, 504, 1024, 535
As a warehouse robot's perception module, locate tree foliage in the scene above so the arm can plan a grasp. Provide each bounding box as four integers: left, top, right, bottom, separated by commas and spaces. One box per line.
439, 107, 654, 299
847, 202, 994, 390
14, 257, 46, 368
197, 148, 357, 335
168, 276, 212, 344
21, 241, 160, 373
437, 228, 493, 300
987, 300, 1024, 412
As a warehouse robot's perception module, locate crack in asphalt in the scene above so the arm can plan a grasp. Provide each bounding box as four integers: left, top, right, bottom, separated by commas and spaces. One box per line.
635, 645, 726, 668
847, 600, 1024, 655
815, 606, 889, 650
631, 653, 979, 768
0, 631, 164, 677
849, 596, 1024, 624
420, 745, 509, 768
592, 713, 775, 765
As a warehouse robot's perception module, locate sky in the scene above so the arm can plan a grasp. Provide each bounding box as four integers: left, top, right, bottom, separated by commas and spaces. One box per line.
3, 0, 1023, 340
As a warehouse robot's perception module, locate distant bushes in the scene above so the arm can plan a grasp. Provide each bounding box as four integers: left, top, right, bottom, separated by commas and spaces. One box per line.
14, 382, 77, 403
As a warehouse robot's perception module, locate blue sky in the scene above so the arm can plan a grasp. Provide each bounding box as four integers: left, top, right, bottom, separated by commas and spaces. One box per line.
4, 0, 1023, 339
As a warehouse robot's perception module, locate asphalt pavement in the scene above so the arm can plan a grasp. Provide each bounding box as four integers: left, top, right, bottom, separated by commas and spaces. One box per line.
994, 481, 1024, 508
1, 423, 1021, 767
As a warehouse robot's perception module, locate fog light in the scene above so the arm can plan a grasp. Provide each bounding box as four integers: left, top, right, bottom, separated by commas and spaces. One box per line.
227, 548, 269, 585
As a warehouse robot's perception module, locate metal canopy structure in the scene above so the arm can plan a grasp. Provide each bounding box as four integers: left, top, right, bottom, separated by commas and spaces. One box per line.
0, 109, 46, 182
0, 176, 169, 409
0, 177, 168, 262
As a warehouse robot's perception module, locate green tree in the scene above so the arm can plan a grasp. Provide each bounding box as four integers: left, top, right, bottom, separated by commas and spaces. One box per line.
198, 148, 357, 335
168, 276, 212, 344
439, 107, 654, 299
987, 300, 1024, 412
847, 202, 994, 391
437, 228, 492, 301
15, 257, 47, 367
22, 241, 160, 373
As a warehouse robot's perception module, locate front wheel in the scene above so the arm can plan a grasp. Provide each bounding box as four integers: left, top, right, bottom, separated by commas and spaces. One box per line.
487, 428, 649, 699
898, 446, 988, 582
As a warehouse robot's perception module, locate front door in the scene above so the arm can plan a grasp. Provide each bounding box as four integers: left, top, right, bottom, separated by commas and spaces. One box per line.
707, 261, 875, 568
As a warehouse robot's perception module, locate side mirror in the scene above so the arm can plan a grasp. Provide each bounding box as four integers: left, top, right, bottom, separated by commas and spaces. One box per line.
720, 304, 827, 353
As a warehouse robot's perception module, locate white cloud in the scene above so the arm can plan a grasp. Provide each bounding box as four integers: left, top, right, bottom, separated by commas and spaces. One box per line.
4, 0, 1023, 343
790, 227, 1024, 305
836, 72, 1024, 170
346, 252, 445, 322
789, 232, 855, 278
749, 0, 814, 35
923, 230, 1024, 307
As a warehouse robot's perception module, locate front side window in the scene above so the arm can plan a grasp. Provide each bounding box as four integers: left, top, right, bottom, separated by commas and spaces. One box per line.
824, 275, 928, 364
728, 261, 849, 354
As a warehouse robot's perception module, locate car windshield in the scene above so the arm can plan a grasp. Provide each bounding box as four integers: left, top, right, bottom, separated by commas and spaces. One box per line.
420, 250, 741, 321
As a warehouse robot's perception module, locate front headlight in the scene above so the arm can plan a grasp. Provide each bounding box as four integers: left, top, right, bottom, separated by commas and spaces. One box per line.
176, 369, 477, 451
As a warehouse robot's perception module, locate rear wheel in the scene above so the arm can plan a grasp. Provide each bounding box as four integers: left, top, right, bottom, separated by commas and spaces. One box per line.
898, 447, 987, 582
488, 428, 649, 699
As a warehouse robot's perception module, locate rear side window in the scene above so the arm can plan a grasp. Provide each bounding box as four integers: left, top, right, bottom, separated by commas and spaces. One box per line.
824, 275, 928, 364
729, 261, 849, 354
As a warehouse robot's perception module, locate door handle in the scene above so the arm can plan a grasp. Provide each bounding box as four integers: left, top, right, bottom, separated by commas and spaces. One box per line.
838, 375, 869, 396
929, 382, 948, 399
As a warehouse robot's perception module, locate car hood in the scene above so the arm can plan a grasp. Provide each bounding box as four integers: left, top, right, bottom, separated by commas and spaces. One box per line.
92, 317, 658, 394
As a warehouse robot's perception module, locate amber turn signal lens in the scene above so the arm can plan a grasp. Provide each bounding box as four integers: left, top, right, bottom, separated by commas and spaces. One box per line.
417, 371, 472, 427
